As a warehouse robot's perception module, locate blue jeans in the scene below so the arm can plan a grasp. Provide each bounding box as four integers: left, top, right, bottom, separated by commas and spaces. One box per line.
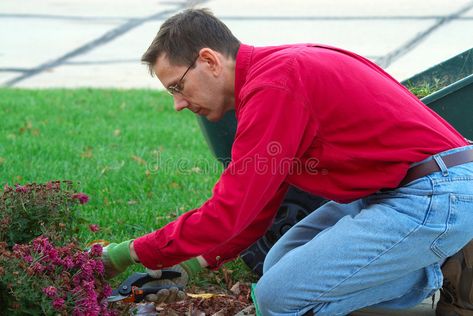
255, 145, 473, 316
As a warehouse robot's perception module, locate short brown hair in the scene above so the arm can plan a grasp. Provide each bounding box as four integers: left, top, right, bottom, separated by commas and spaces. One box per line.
141, 8, 241, 76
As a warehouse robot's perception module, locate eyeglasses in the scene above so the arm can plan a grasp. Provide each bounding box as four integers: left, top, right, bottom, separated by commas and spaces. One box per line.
166, 57, 198, 96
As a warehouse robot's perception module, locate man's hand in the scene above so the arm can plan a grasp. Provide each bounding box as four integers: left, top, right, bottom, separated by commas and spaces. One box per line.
143, 258, 203, 304
100, 240, 204, 304
101, 240, 136, 279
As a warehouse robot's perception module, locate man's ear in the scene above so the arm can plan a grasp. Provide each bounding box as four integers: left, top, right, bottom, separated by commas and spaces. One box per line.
198, 48, 222, 75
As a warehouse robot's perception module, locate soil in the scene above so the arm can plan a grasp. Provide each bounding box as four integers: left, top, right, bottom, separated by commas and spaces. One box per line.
156, 283, 253, 316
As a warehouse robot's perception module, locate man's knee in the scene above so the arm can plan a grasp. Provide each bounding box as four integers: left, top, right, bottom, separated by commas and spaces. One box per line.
262, 245, 282, 274
255, 270, 319, 315
255, 272, 287, 314
262, 255, 275, 275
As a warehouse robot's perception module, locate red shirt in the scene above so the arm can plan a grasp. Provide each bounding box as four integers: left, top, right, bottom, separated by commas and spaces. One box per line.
134, 44, 467, 270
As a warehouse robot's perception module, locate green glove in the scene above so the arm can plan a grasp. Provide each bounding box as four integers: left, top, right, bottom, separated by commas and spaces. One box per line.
102, 240, 136, 279
144, 258, 203, 304
180, 257, 204, 279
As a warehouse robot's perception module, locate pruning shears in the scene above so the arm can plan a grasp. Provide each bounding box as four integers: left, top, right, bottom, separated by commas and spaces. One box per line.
107, 270, 183, 303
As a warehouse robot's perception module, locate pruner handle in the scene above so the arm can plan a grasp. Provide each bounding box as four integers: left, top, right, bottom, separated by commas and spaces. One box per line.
124, 285, 184, 303
118, 270, 182, 296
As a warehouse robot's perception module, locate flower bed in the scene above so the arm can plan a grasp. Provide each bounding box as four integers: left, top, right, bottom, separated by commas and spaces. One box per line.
0, 181, 258, 315
0, 237, 116, 315
0, 181, 124, 315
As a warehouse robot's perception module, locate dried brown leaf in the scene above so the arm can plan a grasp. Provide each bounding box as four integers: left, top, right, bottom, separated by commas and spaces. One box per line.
230, 282, 241, 295
81, 147, 93, 158
132, 155, 147, 165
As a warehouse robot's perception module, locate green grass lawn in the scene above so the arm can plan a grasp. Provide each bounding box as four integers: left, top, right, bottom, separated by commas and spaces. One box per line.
0, 88, 256, 285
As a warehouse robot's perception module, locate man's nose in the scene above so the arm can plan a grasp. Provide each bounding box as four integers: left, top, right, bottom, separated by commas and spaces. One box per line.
173, 94, 189, 111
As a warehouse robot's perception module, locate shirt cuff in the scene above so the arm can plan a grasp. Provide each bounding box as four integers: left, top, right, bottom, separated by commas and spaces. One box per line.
133, 234, 166, 270
202, 252, 232, 270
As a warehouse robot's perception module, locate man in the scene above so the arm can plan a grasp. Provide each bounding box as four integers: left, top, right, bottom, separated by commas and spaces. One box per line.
101, 8, 473, 315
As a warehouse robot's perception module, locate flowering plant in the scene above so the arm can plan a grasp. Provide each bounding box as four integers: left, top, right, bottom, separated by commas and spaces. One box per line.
0, 181, 126, 315
0, 237, 120, 315
0, 181, 86, 246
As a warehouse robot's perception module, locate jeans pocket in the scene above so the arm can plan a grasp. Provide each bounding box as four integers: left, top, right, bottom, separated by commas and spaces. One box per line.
431, 194, 473, 258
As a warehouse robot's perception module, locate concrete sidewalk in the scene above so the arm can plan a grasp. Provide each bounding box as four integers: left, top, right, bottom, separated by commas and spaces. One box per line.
1, 0, 473, 89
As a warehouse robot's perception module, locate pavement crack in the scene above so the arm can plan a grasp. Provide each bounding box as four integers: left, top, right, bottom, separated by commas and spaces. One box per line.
2, 0, 206, 87
0, 13, 128, 23
0, 68, 30, 73
376, 0, 473, 69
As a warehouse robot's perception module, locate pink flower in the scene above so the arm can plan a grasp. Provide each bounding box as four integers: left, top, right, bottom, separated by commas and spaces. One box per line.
88, 224, 100, 232
74, 252, 88, 266
47, 248, 59, 261
82, 280, 95, 292
93, 259, 104, 275
31, 262, 45, 274
44, 181, 61, 191
32, 236, 52, 253
52, 298, 65, 310
61, 257, 74, 269
102, 284, 113, 297
80, 261, 94, 278
45, 181, 60, 190
89, 244, 102, 257
72, 274, 82, 287
15, 184, 29, 193
42, 286, 57, 298
72, 193, 89, 204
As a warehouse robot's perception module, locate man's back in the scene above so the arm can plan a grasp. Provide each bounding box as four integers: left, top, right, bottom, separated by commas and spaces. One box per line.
235, 44, 468, 202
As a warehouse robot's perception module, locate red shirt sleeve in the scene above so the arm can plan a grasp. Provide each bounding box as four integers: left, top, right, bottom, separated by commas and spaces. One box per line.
133, 86, 311, 269
202, 182, 289, 269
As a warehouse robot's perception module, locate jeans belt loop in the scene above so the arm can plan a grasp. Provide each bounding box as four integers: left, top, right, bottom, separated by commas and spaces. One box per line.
398, 147, 473, 187
433, 154, 449, 177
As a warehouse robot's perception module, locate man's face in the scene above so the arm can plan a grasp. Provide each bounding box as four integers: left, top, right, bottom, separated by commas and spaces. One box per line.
153, 51, 233, 122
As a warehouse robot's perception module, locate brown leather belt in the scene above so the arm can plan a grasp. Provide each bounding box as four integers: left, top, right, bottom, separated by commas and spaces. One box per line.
399, 148, 473, 187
